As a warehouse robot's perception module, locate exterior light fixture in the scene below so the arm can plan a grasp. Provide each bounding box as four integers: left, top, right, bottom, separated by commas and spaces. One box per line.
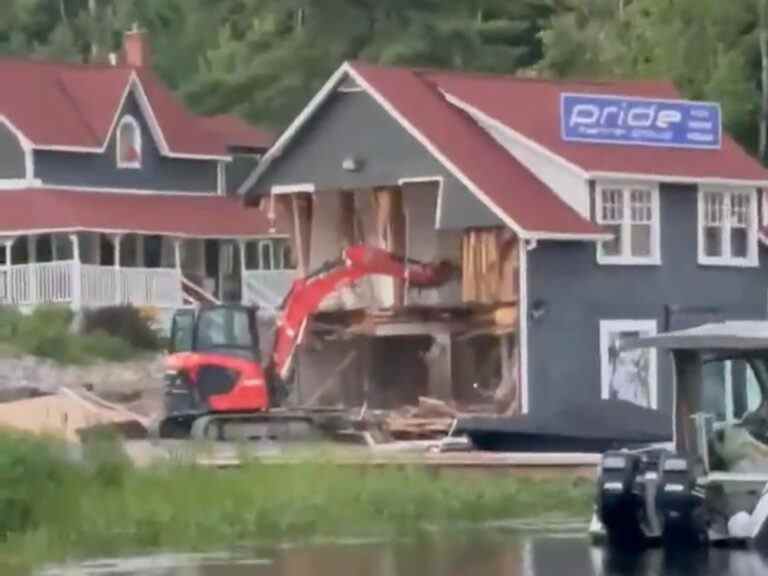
342, 156, 363, 172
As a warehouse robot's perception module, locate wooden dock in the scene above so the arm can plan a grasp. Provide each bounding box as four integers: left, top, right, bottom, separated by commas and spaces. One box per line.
123, 440, 599, 478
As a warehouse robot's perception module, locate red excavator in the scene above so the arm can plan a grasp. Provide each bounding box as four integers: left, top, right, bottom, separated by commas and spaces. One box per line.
154, 244, 454, 440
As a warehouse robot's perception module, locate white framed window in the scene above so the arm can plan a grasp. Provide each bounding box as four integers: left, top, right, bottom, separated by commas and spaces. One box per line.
698, 187, 758, 267
595, 183, 660, 265
599, 319, 658, 410
116, 115, 142, 169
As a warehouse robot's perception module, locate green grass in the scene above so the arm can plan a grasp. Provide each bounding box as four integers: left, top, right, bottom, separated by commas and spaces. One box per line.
0, 306, 150, 365
0, 431, 592, 568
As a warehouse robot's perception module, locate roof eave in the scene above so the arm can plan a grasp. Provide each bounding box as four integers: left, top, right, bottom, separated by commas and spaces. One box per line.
588, 171, 768, 188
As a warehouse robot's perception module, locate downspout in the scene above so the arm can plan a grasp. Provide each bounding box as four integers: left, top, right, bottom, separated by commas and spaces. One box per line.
518, 237, 538, 415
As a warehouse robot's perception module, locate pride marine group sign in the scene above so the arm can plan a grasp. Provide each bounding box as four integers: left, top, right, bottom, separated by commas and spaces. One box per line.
561, 93, 721, 150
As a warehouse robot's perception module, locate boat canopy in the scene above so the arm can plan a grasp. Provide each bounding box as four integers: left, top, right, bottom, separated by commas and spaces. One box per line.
624, 321, 768, 351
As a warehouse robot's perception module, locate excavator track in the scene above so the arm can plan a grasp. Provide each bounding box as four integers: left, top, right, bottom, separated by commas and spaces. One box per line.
189, 413, 315, 442
167, 410, 362, 443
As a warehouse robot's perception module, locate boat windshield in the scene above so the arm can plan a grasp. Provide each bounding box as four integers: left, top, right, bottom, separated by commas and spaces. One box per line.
694, 352, 768, 473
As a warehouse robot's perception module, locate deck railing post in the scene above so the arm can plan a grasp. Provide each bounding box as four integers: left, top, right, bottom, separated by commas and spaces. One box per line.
112, 234, 123, 305
28, 236, 38, 305
2, 238, 14, 304
69, 234, 82, 310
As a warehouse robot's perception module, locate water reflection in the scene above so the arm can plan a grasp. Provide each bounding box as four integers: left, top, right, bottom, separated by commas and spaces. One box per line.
29, 533, 768, 576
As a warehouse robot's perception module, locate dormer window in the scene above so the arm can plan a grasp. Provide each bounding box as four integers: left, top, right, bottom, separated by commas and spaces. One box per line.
117, 115, 142, 169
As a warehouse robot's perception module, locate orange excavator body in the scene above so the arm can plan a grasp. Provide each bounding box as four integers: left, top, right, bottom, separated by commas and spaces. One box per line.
156, 245, 454, 438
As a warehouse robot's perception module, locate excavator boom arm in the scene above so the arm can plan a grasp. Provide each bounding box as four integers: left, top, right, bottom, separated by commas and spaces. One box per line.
270, 244, 454, 380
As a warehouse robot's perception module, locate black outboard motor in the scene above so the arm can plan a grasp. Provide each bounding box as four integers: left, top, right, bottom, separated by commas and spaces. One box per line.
656, 453, 707, 546
597, 451, 646, 546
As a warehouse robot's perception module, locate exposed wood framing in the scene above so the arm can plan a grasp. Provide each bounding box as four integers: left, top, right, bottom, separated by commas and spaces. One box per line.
373, 186, 406, 306
282, 192, 313, 275
461, 228, 518, 305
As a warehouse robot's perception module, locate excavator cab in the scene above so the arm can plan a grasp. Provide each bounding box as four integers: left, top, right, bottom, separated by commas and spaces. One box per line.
169, 305, 260, 361
157, 304, 270, 438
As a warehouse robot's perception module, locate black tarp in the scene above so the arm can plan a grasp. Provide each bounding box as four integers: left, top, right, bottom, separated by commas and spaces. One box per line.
455, 399, 672, 453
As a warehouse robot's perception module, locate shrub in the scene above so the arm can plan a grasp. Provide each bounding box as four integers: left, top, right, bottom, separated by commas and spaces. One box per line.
0, 306, 146, 364
0, 307, 23, 341
83, 306, 161, 352
13, 307, 82, 364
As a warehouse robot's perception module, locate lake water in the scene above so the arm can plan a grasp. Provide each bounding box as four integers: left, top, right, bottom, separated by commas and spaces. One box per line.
27, 531, 768, 576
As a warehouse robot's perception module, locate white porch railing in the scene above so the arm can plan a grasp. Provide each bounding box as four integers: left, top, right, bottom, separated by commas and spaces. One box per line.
81, 265, 183, 309
243, 270, 297, 310
0, 262, 182, 310
1, 262, 73, 306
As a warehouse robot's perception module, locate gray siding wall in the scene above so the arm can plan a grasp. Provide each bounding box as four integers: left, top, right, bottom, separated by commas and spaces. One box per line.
0, 123, 25, 179
253, 90, 503, 230
527, 184, 768, 417
227, 154, 259, 195
34, 92, 218, 192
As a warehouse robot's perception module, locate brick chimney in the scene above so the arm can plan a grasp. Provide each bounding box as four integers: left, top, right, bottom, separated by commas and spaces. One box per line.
122, 23, 151, 68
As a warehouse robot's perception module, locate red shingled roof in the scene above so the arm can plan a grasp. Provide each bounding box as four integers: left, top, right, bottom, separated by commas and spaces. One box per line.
0, 58, 229, 158
0, 188, 283, 238
425, 70, 768, 182
200, 114, 275, 150
348, 62, 606, 239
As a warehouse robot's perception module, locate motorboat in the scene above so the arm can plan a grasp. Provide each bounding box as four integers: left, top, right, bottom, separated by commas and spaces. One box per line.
591, 321, 768, 548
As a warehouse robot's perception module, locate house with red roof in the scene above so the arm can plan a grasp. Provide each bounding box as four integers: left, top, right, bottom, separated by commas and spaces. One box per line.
240, 61, 768, 421
0, 28, 292, 319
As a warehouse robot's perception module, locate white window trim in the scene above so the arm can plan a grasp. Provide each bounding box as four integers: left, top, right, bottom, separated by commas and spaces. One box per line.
599, 319, 659, 410
595, 182, 661, 266
116, 115, 142, 170
697, 186, 759, 268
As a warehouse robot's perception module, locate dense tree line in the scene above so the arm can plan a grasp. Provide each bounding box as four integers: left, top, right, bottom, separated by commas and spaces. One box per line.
2, 0, 767, 162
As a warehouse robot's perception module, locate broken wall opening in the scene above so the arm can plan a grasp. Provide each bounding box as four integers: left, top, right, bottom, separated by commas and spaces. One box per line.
272, 181, 524, 418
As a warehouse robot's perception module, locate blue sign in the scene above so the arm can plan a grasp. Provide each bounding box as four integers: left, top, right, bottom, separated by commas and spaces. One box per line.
561, 93, 721, 149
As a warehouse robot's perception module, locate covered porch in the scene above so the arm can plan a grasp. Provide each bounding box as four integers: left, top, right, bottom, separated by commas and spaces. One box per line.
0, 188, 295, 312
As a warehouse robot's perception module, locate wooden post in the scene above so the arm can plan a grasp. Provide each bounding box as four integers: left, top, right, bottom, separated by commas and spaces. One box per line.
69, 234, 82, 310
112, 234, 123, 305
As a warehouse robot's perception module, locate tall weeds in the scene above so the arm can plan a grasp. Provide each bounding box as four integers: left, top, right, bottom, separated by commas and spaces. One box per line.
0, 431, 592, 567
